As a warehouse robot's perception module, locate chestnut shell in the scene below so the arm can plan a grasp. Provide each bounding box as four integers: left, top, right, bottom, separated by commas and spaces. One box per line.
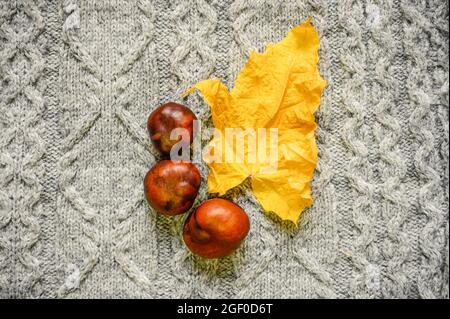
183, 198, 250, 258
144, 160, 201, 216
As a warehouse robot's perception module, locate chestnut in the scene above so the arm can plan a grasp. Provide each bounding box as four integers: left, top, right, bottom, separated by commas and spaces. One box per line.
147, 102, 197, 155
183, 198, 250, 258
144, 160, 201, 216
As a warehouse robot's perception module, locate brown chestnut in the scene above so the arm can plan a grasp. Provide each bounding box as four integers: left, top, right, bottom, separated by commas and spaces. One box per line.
147, 102, 197, 155
144, 160, 201, 216
183, 198, 250, 258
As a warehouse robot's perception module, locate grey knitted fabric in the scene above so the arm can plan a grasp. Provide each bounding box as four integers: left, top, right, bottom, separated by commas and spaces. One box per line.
0, 0, 448, 299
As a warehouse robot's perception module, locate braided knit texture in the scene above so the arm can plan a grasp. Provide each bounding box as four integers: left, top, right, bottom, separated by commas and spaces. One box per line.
0, 0, 448, 298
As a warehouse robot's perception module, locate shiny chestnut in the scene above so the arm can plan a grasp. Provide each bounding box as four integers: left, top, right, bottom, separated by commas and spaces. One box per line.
147, 102, 197, 155
144, 160, 201, 216
183, 198, 250, 258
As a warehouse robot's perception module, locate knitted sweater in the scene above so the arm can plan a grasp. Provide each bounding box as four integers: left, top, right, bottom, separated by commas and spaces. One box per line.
0, 0, 448, 298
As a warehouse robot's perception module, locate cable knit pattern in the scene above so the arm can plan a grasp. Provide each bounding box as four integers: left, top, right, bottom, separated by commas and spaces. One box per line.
369, 0, 409, 298
400, 0, 448, 299
0, 0, 448, 298
0, 0, 46, 297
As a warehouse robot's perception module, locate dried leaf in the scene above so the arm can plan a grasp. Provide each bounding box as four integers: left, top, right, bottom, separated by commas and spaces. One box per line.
184, 19, 326, 224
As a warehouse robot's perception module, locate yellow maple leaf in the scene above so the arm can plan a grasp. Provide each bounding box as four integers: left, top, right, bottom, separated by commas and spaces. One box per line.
184, 19, 326, 224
